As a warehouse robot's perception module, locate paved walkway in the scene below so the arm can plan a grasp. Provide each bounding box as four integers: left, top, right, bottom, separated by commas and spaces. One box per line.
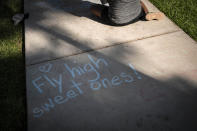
25, 0, 197, 131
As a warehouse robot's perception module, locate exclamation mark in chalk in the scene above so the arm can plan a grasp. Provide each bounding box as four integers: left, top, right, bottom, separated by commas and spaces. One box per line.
129, 64, 142, 80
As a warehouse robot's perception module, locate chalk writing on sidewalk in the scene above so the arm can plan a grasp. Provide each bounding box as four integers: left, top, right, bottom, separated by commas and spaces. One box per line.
31, 55, 142, 118
39, 63, 53, 73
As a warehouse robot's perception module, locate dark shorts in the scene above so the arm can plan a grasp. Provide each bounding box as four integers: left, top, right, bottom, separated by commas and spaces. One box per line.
101, 6, 146, 26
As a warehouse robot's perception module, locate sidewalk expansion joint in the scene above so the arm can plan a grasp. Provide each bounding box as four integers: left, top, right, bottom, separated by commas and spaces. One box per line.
26, 29, 182, 67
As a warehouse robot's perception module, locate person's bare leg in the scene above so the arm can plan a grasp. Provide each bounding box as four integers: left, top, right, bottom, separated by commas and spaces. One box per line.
140, 1, 164, 21
90, 5, 103, 18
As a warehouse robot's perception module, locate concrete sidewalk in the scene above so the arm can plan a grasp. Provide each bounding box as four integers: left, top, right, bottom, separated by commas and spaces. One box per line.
25, 0, 197, 131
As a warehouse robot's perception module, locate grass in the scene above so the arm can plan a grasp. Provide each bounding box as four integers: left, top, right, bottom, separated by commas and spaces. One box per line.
0, 0, 26, 130
0, 0, 197, 130
149, 0, 197, 41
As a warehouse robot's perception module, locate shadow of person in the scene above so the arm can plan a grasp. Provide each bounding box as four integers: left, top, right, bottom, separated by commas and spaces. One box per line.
61, 0, 110, 25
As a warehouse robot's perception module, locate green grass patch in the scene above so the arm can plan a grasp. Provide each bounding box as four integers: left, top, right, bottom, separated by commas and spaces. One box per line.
0, 0, 26, 130
149, 0, 197, 41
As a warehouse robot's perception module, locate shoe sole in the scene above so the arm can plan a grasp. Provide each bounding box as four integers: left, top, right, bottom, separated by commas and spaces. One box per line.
145, 12, 165, 21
